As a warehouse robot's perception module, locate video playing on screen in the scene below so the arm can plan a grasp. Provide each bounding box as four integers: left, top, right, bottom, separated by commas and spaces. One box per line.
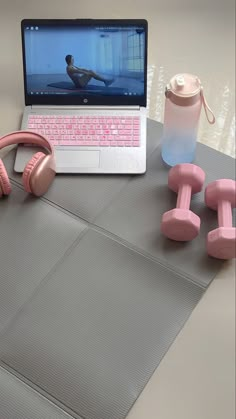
23, 24, 146, 97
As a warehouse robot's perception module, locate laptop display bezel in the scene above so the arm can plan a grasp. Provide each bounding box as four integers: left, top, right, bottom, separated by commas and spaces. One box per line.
21, 19, 148, 107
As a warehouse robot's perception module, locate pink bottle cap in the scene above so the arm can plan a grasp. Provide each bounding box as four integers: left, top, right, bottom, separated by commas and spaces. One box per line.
165, 73, 202, 106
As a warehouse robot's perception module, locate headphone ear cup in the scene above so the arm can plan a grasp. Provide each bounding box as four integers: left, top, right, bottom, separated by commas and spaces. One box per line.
0, 159, 12, 197
22, 152, 46, 193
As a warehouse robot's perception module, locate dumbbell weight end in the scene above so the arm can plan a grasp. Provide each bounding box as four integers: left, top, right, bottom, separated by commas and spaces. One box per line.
205, 179, 236, 260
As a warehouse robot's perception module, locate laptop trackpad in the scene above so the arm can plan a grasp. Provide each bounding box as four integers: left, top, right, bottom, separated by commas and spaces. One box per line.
56, 150, 100, 168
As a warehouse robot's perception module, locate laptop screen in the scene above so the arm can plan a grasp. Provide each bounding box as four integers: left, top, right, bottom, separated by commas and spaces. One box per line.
21, 19, 148, 107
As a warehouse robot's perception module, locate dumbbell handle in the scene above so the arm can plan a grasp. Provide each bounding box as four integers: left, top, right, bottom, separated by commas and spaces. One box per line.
176, 184, 192, 209
218, 200, 232, 228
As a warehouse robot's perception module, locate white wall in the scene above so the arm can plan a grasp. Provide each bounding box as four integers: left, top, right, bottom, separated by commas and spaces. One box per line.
25, 28, 97, 74
25, 28, 144, 77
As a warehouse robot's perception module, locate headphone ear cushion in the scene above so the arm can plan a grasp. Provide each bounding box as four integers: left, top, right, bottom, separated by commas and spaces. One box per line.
0, 159, 12, 196
22, 152, 46, 193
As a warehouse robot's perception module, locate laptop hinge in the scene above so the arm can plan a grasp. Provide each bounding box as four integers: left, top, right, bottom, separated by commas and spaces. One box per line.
31, 105, 141, 111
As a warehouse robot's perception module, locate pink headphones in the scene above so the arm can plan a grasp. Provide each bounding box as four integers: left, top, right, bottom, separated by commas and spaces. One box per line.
0, 131, 56, 198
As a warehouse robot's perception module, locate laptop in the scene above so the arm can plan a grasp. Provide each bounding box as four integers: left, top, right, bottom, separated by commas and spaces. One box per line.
15, 19, 148, 174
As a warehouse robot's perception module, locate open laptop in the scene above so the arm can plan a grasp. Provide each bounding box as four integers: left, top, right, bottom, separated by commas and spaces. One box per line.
15, 19, 148, 174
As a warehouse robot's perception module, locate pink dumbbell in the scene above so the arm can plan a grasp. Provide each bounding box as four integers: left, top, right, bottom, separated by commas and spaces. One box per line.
161, 163, 205, 241
205, 179, 236, 259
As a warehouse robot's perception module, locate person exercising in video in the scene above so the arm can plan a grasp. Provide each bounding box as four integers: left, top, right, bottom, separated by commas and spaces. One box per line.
65, 54, 114, 88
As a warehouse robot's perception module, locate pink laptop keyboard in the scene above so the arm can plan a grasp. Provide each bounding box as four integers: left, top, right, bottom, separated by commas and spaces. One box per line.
27, 115, 141, 147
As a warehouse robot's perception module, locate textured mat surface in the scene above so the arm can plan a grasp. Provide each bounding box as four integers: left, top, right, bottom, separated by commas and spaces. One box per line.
0, 119, 235, 419
0, 229, 203, 419
0, 366, 77, 419
0, 185, 87, 334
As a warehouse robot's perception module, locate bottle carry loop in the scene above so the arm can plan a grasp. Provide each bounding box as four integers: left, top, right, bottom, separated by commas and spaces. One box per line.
200, 87, 215, 124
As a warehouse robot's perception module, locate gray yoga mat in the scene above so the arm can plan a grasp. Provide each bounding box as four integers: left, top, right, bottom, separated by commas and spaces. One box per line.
0, 118, 235, 419
0, 228, 203, 419
0, 185, 87, 333
0, 366, 76, 419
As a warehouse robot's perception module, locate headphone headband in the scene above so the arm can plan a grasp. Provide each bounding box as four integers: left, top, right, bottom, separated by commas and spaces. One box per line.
0, 131, 54, 155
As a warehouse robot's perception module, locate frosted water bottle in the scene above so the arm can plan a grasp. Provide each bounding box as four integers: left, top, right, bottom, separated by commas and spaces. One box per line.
161, 73, 215, 166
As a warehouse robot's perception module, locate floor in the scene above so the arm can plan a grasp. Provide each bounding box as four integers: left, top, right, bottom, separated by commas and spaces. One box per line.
27, 74, 144, 94
0, 1, 235, 419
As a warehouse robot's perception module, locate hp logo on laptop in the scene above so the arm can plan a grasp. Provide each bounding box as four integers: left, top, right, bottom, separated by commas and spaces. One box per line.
83, 98, 88, 104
